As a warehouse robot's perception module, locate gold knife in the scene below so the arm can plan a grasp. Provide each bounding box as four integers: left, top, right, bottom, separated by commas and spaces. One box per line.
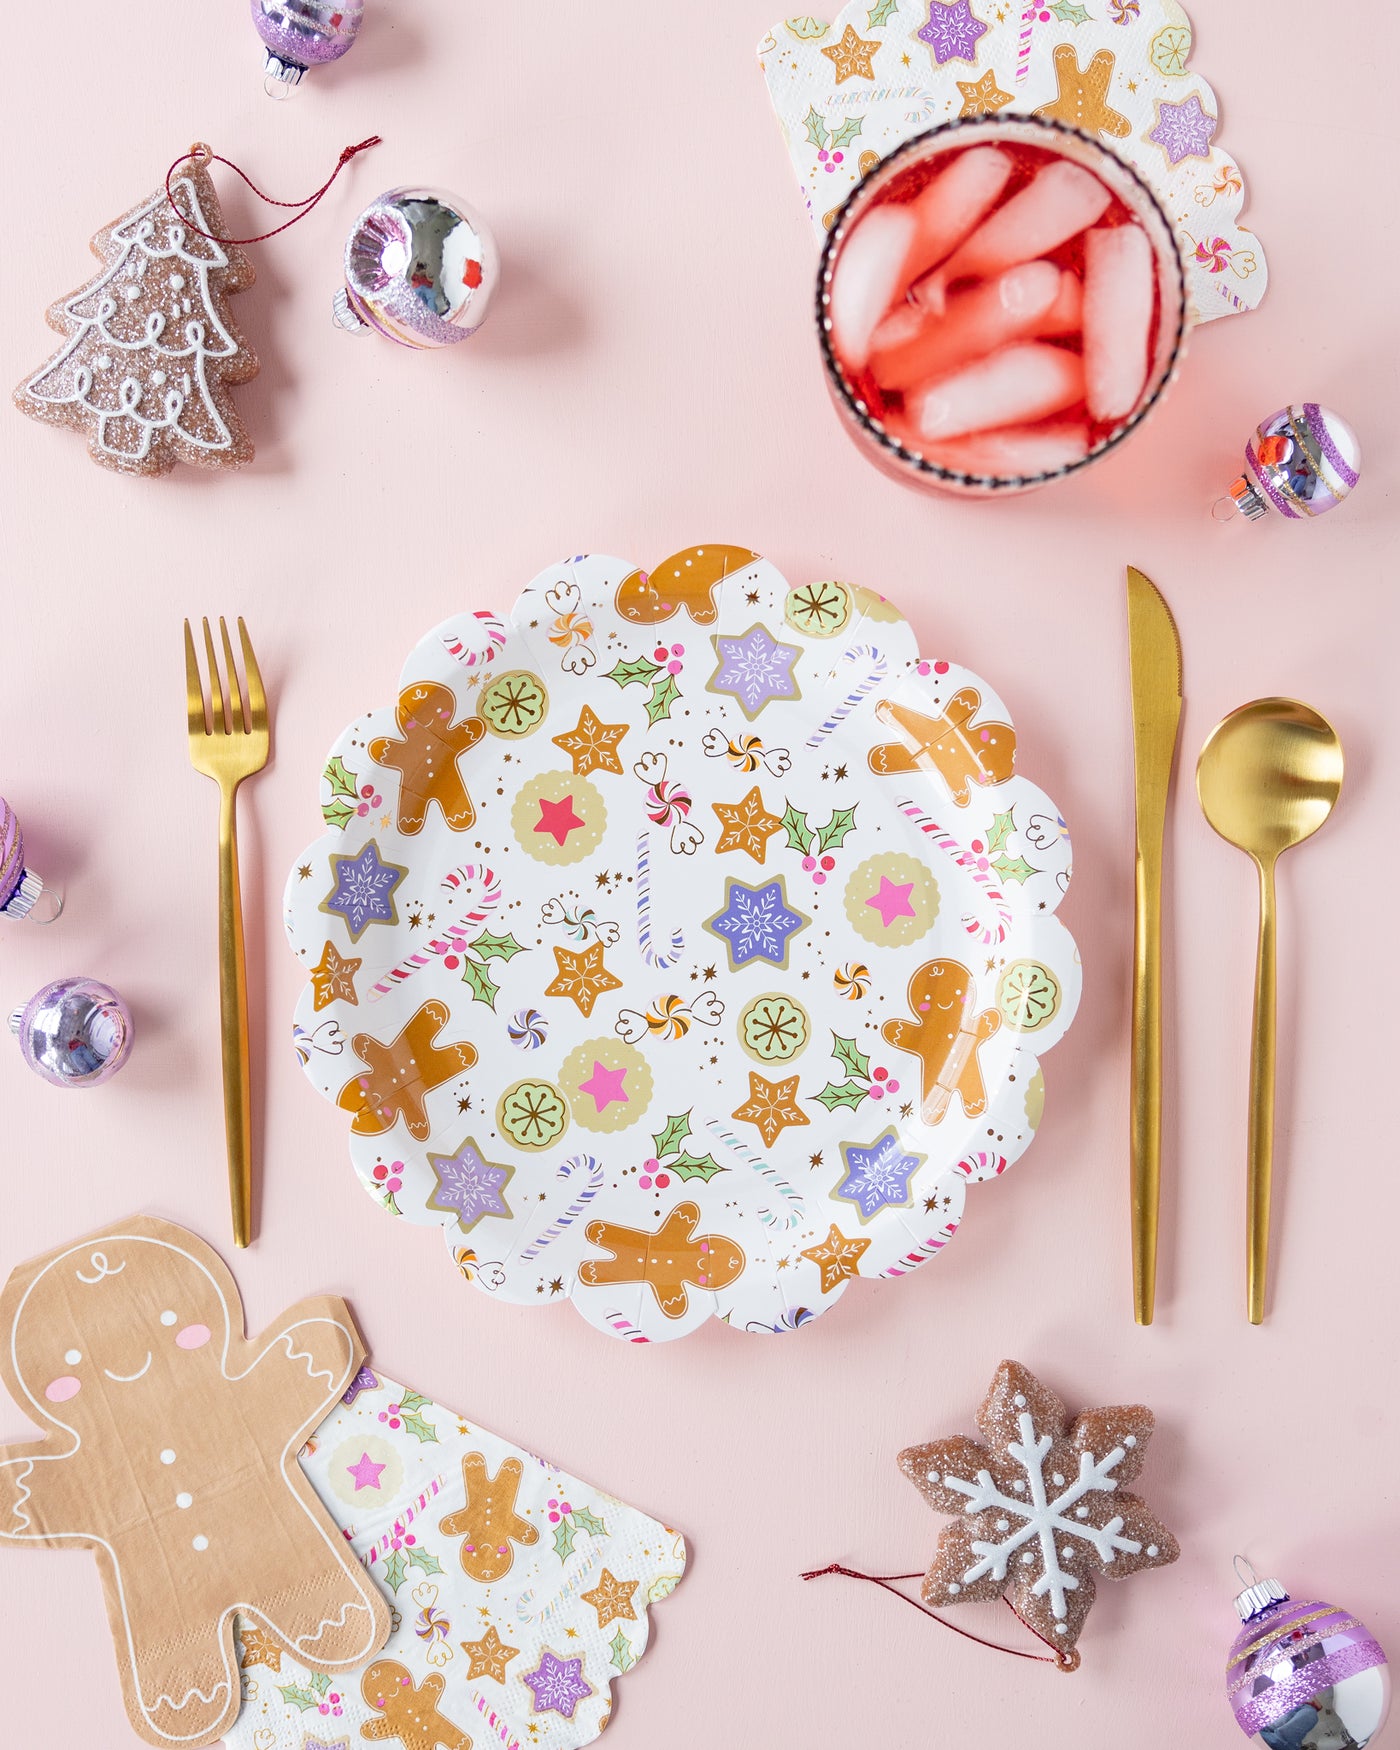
1127, 567, 1183, 1324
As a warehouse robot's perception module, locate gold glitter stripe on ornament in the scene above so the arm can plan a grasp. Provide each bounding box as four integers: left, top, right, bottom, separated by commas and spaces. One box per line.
1226, 1607, 1359, 1673
1225, 1621, 1366, 1700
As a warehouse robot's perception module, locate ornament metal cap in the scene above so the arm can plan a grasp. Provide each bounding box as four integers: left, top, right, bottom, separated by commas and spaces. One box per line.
261, 49, 306, 87
331, 287, 368, 333
1232, 1557, 1289, 1621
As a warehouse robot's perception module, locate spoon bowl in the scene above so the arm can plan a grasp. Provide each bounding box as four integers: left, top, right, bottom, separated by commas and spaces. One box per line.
1197, 699, 1344, 865
1196, 698, 1343, 1324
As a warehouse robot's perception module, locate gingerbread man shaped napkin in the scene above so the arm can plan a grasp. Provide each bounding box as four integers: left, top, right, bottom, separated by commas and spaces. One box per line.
0, 1215, 391, 1747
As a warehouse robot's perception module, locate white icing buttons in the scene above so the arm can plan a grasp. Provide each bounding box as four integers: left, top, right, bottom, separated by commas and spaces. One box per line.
159, 1449, 176, 1465
192, 1534, 209, 1551
176, 1493, 193, 1509
160, 1310, 177, 1326
64, 1349, 81, 1365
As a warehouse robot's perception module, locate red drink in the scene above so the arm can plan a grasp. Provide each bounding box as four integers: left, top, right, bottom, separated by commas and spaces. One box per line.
819, 116, 1186, 495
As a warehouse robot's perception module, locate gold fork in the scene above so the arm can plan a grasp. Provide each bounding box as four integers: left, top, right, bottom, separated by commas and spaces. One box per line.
184, 617, 269, 1248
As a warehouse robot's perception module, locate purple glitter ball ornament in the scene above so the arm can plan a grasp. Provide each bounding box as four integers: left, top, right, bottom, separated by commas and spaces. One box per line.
1226, 1564, 1390, 1747
1217, 404, 1362, 523
332, 187, 498, 349
251, 0, 364, 95
0, 797, 62, 923
9, 978, 133, 1088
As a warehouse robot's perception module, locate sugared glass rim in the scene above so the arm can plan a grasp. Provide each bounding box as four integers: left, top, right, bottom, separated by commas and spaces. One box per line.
816, 113, 1190, 494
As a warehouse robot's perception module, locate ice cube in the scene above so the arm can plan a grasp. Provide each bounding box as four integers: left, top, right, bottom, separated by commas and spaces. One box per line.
899, 146, 1015, 297
829, 205, 917, 369
869, 301, 926, 355
933, 162, 1113, 292
924, 421, 1091, 476
1035, 269, 1083, 338
910, 342, 1085, 442
871, 260, 1060, 391
1082, 223, 1154, 424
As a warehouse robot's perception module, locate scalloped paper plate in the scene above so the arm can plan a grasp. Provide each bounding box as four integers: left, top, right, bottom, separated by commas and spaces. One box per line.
284, 548, 1080, 1343
760, 0, 1266, 323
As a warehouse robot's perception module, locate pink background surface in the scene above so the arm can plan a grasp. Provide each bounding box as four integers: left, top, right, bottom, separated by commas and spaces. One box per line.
1, 4, 1395, 1745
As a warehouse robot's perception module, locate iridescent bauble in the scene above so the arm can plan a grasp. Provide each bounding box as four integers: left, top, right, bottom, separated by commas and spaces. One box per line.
1221, 404, 1362, 523
251, 0, 364, 90
0, 796, 62, 923
1227, 1574, 1390, 1747
9, 978, 133, 1088
332, 188, 498, 349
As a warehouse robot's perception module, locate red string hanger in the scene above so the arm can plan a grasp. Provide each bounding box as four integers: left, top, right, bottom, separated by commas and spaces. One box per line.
800, 1564, 1080, 1673
165, 137, 382, 245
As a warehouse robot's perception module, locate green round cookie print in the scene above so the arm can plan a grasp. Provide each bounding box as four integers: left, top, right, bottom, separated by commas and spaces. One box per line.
559, 1037, 654, 1134
996, 960, 1062, 1033
511, 770, 606, 865
1025, 1067, 1046, 1131
844, 853, 940, 948
784, 580, 852, 639
738, 994, 811, 1064
479, 669, 549, 738
497, 1079, 570, 1151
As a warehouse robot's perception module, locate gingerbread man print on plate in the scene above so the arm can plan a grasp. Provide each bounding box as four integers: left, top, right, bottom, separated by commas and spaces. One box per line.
0, 1215, 390, 1748
285, 548, 1080, 1342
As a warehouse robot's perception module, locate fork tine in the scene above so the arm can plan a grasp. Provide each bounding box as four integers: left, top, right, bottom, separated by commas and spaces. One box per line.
220, 617, 247, 734
238, 617, 267, 733
184, 619, 208, 736
202, 616, 227, 733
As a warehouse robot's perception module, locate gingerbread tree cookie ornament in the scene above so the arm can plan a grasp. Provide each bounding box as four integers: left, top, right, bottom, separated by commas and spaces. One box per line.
15, 147, 258, 476
898, 1360, 1178, 1662
0, 1215, 391, 1747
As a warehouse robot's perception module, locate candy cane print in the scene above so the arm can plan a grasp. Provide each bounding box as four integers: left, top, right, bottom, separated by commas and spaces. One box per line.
367, 864, 501, 999
473, 1696, 523, 1750
602, 1309, 651, 1344
441, 609, 507, 667
705, 1121, 805, 1228
805, 644, 888, 748
880, 1217, 961, 1278
515, 1154, 604, 1262
1015, 1, 1036, 80
635, 829, 684, 969
898, 800, 1013, 945
364, 1475, 445, 1565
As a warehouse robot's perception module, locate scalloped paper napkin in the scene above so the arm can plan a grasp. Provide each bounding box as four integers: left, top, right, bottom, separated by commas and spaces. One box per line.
759, 0, 1265, 323
227, 1368, 684, 1750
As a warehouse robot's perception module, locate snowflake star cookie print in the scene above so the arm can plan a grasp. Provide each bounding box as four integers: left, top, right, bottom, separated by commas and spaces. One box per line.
14, 147, 257, 475
284, 547, 1080, 1343
899, 1360, 1179, 1662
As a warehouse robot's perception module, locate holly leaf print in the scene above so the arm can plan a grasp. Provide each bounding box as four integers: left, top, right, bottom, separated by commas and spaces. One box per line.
652, 1112, 692, 1158
645, 672, 681, 725
553, 1517, 579, 1563
816, 805, 858, 852
381, 1549, 410, 1593
324, 755, 359, 800
986, 810, 1015, 856
812, 1079, 871, 1113
1049, 0, 1090, 19
277, 1682, 321, 1713
607, 655, 662, 689
321, 795, 358, 831
866, 0, 900, 24
398, 1403, 440, 1444
991, 853, 1037, 886
609, 1628, 636, 1674
460, 955, 501, 1009
407, 1545, 443, 1577
471, 929, 526, 961
649, 1573, 683, 1603
669, 1151, 727, 1183
309, 1673, 332, 1697
802, 106, 830, 151
570, 1506, 608, 1538
829, 117, 865, 151
397, 1389, 433, 1416
781, 801, 814, 854
832, 1033, 871, 1080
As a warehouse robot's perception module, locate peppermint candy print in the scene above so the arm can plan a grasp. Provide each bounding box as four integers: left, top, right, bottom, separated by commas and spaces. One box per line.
284, 548, 1079, 1343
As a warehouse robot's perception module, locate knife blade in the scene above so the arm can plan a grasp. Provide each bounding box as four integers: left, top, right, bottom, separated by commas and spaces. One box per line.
1126, 566, 1183, 1325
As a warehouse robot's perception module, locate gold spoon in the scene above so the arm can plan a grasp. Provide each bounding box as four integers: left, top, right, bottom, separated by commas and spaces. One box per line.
1197, 700, 1343, 1323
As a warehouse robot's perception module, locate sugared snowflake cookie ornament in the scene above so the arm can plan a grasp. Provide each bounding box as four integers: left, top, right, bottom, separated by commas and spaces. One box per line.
898, 1360, 1179, 1662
